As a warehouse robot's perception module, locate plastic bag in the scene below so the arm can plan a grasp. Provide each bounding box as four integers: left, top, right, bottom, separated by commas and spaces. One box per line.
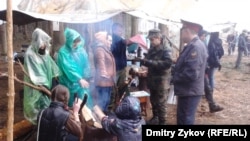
167, 85, 177, 105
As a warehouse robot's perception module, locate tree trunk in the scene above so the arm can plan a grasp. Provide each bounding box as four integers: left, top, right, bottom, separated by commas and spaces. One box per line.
23, 25, 28, 40
0, 23, 7, 57
131, 16, 139, 37
159, 23, 169, 37
0, 120, 33, 140
51, 22, 65, 59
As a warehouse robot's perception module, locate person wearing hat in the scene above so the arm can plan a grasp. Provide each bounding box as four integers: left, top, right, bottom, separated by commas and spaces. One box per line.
94, 96, 145, 141
172, 20, 208, 125
235, 29, 248, 69
139, 29, 172, 125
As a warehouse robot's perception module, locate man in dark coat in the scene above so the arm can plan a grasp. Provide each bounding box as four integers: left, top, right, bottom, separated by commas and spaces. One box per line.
172, 20, 208, 125
140, 29, 172, 125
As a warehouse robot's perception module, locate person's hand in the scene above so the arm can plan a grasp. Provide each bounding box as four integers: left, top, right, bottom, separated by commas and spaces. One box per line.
73, 98, 82, 121
134, 57, 143, 62
73, 98, 82, 113
79, 79, 89, 88
101, 75, 110, 79
138, 71, 148, 77
172, 58, 177, 64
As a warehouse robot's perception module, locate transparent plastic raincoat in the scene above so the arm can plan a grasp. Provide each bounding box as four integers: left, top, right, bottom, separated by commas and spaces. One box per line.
23, 28, 61, 124
56, 28, 93, 108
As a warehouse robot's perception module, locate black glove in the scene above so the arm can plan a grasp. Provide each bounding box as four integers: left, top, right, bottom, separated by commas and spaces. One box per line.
51, 77, 59, 90
170, 77, 174, 85
218, 64, 222, 71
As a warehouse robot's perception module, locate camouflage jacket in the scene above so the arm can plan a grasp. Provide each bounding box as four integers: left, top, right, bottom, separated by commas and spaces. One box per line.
141, 44, 172, 90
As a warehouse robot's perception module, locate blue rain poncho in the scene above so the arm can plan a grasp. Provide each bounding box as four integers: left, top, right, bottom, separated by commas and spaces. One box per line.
56, 28, 93, 108
23, 28, 61, 125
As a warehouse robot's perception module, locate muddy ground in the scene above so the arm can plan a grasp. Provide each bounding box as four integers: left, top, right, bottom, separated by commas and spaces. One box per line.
0, 46, 250, 134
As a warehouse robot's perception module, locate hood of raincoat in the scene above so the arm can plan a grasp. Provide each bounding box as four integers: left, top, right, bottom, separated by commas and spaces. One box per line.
31, 28, 51, 55
64, 28, 85, 50
115, 96, 141, 120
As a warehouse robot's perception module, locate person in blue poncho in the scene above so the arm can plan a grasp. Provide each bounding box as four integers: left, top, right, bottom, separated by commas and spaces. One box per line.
56, 28, 93, 109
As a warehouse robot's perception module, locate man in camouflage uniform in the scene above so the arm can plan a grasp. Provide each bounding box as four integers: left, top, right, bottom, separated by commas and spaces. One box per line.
140, 29, 172, 125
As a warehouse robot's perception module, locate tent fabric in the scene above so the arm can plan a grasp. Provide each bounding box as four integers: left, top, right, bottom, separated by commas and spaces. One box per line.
128, 34, 147, 50
5, 0, 197, 24
0, 0, 248, 31
0, 10, 44, 25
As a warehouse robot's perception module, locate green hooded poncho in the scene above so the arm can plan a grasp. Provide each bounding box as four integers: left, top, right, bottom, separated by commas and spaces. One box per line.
23, 28, 61, 125
56, 28, 93, 108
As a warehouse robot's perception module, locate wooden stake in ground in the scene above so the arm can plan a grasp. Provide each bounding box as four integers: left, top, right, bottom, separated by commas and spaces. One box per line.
6, 0, 15, 141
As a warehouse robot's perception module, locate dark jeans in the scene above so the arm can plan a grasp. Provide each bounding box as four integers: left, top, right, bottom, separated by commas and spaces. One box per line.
235, 48, 244, 68
95, 86, 112, 113
228, 43, 236, 55
204, 75, 215, 106
207, 67, 216, 90
66, 133, 79, 141
177, 95, 202, 125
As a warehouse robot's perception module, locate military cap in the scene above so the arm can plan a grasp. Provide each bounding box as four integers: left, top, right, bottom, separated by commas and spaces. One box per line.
147, 29, 162, 38
181, 19, 203, 33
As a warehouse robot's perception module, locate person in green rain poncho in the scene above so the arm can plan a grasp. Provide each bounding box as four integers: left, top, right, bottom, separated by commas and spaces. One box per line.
56, 28, 93, 109
23, 28, 61, 125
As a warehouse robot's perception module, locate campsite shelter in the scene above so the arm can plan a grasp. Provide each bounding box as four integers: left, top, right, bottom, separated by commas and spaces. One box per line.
1, 0, 250, 140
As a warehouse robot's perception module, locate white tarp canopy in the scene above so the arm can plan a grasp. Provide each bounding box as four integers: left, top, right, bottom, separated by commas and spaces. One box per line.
1, 0, 250, 31
15, 0, 197, 24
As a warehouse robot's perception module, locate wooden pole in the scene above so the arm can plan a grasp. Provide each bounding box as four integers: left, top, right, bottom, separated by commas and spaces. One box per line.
6, 0, 15, 141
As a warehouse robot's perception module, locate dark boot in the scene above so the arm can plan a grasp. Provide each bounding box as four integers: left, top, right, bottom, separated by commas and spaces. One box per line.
158, 117, 167, 125
158, 108, 168, 125
209, 104, 224, 113
147, 103, 159, 125
146, 116, 159, 125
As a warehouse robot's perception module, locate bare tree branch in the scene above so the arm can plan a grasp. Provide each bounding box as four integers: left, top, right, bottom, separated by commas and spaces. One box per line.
16, 59, 29, 77
13, 74, 51, 96
0, 71, 51, 96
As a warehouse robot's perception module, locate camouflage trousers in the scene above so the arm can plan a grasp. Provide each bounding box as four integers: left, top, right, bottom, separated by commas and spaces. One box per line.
149, 88, 169, 125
